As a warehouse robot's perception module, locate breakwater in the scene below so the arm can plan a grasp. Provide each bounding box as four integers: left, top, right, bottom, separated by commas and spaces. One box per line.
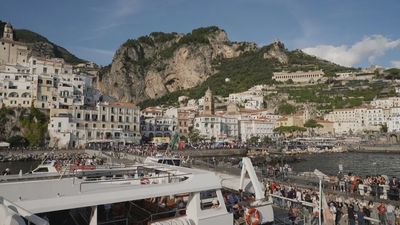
351, 145, 400, 153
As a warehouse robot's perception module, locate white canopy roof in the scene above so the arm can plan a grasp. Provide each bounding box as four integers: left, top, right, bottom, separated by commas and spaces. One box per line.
0, 164, 222, 214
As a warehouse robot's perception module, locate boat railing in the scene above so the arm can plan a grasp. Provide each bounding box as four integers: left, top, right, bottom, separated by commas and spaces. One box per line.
79, 172, 191, 192
0, 196, 49, 225
149, 208, 187, 223
98, 218, 128, 225
269, 193, 382, 225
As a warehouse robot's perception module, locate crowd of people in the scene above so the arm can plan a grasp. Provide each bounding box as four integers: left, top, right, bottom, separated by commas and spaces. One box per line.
266, 181, 400, 225
326, 172, 400, 201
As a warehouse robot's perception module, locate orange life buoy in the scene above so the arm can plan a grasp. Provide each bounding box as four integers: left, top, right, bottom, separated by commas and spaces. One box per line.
245, 208, 261, 225
140, 178, 150, 185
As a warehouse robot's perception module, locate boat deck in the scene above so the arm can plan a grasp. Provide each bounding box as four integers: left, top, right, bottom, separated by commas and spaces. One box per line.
0, 163, 222, 214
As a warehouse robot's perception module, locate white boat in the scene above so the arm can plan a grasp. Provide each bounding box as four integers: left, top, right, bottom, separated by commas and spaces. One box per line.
0, 157, 274, 225
30, 160, 60, 175
144, 154, 182, 166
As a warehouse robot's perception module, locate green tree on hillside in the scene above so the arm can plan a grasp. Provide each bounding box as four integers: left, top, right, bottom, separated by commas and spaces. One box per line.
277, 103, 296, 115
304, 119, 323, 136
20, 106, 48, 146
273, 126, 306, 138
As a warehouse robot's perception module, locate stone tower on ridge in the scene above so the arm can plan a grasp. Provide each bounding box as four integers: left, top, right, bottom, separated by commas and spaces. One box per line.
3, 23, 14, 40
203, 87, 214, 115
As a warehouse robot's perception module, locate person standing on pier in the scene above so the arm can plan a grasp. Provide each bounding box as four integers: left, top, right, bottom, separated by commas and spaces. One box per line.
347, 203, 355, 225
378, 202, 387, 225
357, 207, 366, 225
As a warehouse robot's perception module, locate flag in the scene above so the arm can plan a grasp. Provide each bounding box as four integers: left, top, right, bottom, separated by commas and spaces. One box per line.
320, 189, 334, 225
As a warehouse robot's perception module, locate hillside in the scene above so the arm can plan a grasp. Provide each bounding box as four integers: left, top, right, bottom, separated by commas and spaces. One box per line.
96, 26, 258, 103
138, 41, 352, 108
0, 21, 85, 64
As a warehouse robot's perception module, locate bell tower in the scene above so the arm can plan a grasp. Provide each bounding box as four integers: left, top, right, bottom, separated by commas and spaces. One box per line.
3, 23, 14, 40
203, 87, 214, 115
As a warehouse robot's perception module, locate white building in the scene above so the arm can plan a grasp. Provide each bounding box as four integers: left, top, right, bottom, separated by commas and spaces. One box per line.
366, 108, 387, 128
193, 116, 239, 141
324, 105, 389, 135
324, 108, 365, 135
0, 23, 29, 68
140, 107, 178, 141
336, 72, 356, 80
370, 97, 400, 109
29, 56, 73, 76
239, 119, 274, 142
0, 72, 34, 107
49, 102, 141, 149
140, 116, 177, 140
273, 70, 324, 83
229, 92, 264, 110
388, 107, 400, 132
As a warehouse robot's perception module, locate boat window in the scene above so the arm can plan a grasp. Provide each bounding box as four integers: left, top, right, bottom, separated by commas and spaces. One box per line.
33, 167, 49, 173
200, 190, 219, 210
157, 159, 181, 166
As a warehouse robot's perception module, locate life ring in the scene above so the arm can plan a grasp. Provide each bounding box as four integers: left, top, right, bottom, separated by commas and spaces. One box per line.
245, 208, 261, 225
140, 178, 150, 185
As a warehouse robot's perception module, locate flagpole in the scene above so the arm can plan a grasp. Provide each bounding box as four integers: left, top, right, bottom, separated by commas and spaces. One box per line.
319, 179, 322, 225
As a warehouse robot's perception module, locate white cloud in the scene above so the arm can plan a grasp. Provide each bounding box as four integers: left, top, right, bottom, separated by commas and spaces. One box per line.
91, 0, 143, 19
302, 35, 400, 67
391, 61, 400, 68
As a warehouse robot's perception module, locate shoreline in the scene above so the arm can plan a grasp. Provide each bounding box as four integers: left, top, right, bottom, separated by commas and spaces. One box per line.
349, 145, 400, 154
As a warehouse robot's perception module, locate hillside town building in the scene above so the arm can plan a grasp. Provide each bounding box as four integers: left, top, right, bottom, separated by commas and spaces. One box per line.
238, 119, 274, 142
272, 70, 324, 83
0, 23, 29, 68
48, 102, 141, 149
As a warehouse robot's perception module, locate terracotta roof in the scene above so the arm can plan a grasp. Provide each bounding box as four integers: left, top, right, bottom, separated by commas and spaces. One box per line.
239, 108, 269, 114
277, 117, 288, 121
240, 119, 273, 123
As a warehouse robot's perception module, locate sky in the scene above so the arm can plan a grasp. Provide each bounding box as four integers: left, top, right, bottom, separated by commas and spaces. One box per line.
2, 0, 400, 68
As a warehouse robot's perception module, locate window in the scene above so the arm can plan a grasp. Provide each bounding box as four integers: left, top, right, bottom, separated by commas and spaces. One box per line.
43, 67, 47, 74
102, 115, 106, 122
33, 167, 49, 173
58, 122, 61, 128
119, 116, 122, 122
55, 69, 59, 74
111, 116, 114, 122
33, 60, 36, 65
77, 113, 81, 119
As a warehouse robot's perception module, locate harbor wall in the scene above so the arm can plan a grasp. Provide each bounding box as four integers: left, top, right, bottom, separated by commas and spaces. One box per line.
350, 145, 400, 153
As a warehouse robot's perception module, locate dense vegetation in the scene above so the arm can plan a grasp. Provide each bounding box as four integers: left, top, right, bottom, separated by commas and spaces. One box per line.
20, 106, 49, 147
122, 26, 225, 60
280, 80, 394, 111
0, 106, 48, 147
276, 103, 297, 115
0, 21, 85, 64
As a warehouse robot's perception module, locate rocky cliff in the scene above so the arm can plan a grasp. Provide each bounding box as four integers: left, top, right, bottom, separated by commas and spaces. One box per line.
97, 26, 257, 103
